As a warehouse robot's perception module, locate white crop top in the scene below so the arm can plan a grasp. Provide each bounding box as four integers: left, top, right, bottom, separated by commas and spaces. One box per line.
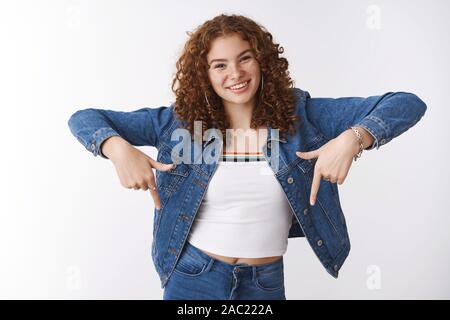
187, 151, 294, 258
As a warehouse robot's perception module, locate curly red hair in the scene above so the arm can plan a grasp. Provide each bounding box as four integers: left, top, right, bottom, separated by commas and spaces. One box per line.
171, 14, 299, 141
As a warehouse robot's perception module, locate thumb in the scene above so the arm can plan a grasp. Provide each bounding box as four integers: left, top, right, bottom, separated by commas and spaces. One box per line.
296, 150, 318, 160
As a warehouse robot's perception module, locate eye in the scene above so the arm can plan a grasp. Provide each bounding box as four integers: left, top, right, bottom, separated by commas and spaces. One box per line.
213, 56, 252, 69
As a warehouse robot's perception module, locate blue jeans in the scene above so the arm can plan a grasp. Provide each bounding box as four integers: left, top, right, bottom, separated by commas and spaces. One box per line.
163, 241, 286, 300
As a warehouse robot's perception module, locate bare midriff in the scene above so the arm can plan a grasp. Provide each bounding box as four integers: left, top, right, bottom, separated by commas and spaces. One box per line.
199, 248, 282, 266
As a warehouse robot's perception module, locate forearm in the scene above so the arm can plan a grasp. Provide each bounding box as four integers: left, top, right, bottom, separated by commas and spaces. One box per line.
306, 91, 427, 151
67, 107, 168, 158
101, 136, 130, 161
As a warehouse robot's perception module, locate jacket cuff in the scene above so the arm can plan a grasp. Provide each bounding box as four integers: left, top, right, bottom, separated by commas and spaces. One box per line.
89, 128, 120, 159
354, 115, 390, 150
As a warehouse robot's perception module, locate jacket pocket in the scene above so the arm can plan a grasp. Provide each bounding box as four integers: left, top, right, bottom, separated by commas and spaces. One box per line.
155, 145, 191, 197
297, 159, 345, 258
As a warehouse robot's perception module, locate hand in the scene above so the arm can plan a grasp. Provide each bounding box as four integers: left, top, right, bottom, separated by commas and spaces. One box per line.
103, 137, 174, 209
296, 130, 360, 206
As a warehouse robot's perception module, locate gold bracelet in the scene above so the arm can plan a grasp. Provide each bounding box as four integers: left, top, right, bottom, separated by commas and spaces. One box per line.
350, 126, 364, 161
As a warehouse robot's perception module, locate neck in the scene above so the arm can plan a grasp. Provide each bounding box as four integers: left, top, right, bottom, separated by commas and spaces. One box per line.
223, 99, 255, 130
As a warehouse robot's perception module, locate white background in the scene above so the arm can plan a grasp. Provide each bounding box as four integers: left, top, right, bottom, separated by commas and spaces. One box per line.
0, 0, 448, 299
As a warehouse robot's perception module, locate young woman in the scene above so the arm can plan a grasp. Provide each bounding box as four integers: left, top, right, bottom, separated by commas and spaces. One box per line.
68, 14, 427, 300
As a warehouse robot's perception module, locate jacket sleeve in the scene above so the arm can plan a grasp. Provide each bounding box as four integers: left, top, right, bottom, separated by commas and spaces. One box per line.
304, 91, 427, 150
67, 105, 174, 159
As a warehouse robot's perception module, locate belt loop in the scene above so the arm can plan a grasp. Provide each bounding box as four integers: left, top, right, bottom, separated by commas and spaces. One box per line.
252, 265, 257, 282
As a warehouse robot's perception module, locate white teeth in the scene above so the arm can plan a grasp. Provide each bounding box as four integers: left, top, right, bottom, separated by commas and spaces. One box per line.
229, 81, 248, 90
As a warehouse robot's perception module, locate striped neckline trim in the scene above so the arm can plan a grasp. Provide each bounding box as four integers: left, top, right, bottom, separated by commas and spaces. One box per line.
220, 151, 266, 162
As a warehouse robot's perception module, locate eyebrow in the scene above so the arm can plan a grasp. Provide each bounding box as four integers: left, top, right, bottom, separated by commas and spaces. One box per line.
209, 49, 254, 64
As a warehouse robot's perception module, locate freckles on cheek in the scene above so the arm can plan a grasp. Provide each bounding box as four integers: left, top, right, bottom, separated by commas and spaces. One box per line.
212, 78, 224, 89
208, 72, 218, 85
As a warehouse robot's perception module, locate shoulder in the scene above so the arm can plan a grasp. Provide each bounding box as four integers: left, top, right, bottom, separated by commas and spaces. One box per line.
156, 102, 191, 145
292, 87, 309, 98
291, 87, 311, 116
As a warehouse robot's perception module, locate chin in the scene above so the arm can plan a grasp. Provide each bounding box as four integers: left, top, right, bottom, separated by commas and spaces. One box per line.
224, 95, 253, 104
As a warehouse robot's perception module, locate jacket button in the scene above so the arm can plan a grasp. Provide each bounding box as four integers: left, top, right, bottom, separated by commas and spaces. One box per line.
380, 138, 386, 145
334, 264, 339, 271
169, 248, 177, 254
303, 208, 309, 215
287, 177, 294, 184
267, 142, 271, 149
91, 143, 95, 150
317, 239, 323, 246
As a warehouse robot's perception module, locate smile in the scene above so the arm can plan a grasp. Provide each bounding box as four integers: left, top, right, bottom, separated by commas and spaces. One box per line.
227, 80, 250, 93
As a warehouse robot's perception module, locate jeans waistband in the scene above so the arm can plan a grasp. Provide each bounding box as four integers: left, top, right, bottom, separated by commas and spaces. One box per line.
183, 241, 284, 274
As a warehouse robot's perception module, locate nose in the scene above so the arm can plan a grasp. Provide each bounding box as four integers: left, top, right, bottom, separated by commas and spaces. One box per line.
228, 63, 245, 80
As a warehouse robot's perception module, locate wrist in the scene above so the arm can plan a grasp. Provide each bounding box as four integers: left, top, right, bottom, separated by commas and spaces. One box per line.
352, 126, 374, 150
343, 127, 365, 161
342, 128, 361, 155
101, 136, 129, 161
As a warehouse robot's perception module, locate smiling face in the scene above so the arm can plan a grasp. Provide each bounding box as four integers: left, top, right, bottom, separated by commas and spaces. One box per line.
206, 33, 261, 111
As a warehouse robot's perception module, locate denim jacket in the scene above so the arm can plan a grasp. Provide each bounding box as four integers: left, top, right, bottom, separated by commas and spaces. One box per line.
68, 88, 427, 288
